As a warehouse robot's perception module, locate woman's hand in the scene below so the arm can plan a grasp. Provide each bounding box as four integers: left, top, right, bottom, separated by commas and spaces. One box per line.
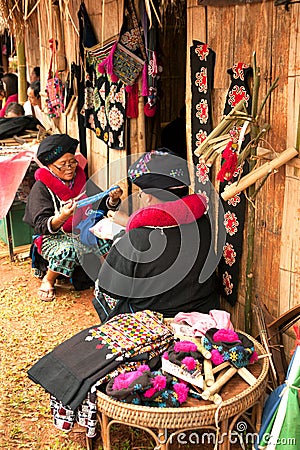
107, 210, 129, 227
51, 200, 77, 231
109, 186, 123, 205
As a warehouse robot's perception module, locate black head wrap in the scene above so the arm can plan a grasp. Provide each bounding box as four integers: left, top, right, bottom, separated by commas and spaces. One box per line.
37, 134, 79, 166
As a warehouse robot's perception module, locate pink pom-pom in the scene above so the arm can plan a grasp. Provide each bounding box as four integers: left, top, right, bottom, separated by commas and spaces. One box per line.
213, 329, 240, 343
211, 349, 224, 365
143, 387, 156, 398
182, 356, 197, 371
144, 103, 156, 117
173, 383, 189, 404
111, 73, 119, 83
174, 341, 198, 353
163, 352, 169, 360
152, 375, 167, 391
249, 351, 258, 364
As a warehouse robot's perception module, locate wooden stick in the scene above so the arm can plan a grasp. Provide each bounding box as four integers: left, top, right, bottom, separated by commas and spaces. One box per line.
203, 358, 215, 387
221, 147, 298, 201
212, 361, 230, 374
194, 100, 246, 156
237, 367, 257, 386
201, 367, 238, 400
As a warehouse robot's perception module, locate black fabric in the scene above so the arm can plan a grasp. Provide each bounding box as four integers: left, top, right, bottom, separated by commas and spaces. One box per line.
27, 326, 123, 410
97, 215, 219, 321
190, 41, 215, 166
27, 311, 172, 410
0, 115, 41, 139
217, 63, 252, 306
37, 134, 79, 166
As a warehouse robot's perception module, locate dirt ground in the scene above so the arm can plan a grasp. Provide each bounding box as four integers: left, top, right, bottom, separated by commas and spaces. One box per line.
0, 243, 249, 450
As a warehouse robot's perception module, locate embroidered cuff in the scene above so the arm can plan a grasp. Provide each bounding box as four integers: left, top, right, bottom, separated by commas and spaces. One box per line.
106, 197, 121, 211
47, 216, 61, 234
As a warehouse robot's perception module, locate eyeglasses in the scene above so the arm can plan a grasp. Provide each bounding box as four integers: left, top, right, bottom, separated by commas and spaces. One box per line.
52, 160, 78, 171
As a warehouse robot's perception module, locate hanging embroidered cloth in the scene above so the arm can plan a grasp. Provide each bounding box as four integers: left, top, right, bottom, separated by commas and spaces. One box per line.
218, 62, 253, 306
190, 40, 216, 211
79, 2, 126, 150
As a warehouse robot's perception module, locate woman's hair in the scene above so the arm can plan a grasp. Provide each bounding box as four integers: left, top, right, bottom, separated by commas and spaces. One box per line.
29, 81, 40, 99
33, 67, 40, 78
5, 102, 24, 117
1, 73, 18, 97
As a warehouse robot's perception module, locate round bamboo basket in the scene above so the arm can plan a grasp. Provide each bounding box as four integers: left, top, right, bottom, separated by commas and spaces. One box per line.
97, 333, 269, 429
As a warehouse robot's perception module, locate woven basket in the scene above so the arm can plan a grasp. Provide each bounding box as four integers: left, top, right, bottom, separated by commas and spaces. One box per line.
97, 333, 269, 429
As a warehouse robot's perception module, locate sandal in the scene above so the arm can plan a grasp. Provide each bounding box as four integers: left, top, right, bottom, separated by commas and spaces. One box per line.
38, 286, 56, 302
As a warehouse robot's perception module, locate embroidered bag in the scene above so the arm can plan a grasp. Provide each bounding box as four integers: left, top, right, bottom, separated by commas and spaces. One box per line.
113, 43, 145, 86
46, 39, 65, 118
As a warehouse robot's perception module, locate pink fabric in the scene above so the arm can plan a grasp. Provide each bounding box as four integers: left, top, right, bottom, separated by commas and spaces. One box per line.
0, 94, 18, 117
0, 148, 36, 219
126, 194, 207, 232
173, 309, 234, 337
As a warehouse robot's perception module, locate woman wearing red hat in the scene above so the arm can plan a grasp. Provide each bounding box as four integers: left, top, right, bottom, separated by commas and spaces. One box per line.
24, 134, 122, 301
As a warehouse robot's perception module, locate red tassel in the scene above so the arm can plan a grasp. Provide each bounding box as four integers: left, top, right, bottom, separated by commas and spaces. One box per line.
110, 73, 119, 83
144, 102, 156, 117
142, 62, 148, 97
126, 83, 139, 118
106, 41, 118, 76
217, 141, 238, 182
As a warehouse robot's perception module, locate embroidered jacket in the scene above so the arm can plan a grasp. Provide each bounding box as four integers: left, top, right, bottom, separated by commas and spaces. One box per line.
97, 193, 219, 319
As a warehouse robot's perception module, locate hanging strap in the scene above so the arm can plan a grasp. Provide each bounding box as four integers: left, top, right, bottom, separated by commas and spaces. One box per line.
127, 0, 147, 61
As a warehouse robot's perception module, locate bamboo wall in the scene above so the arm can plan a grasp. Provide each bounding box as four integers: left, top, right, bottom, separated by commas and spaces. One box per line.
187, 0, 300, 330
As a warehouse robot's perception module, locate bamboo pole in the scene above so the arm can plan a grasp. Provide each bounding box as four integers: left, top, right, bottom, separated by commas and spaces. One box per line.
221, 147, 298, 201
245, 52, 260, 334
201, 367, 238, 400
17, 37, 27, 104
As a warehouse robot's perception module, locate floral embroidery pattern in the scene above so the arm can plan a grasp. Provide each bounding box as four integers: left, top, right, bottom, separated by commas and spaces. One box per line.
223, 271, 233, 295
108, 106, 124, 131
195, 43, 209, 61
228, 85, 250, 108
120, 29, 140, 51
232, 62, 249, 80
196, 160, 210, 184
223, 243, 236, 266
196, 129, 208, 146
196, 99, 209, 124
195, 67, 207, 94
197, 190, 209, 211
227, 193, 241, 207
224, 211, 239, 235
